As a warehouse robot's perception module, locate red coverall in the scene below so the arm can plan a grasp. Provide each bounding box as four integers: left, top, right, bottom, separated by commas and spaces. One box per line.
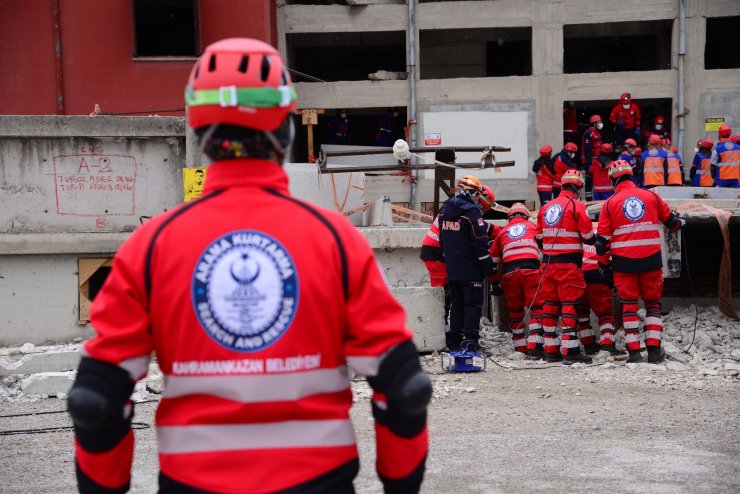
536, 190, 595, 357
579, 243, 616, 347
597, 180, 679, 352
590, 155, 614, 199
77, 160, 428, 493
609, 102, 641, 131
490, 217, 543, 354
421, 215, 446, 287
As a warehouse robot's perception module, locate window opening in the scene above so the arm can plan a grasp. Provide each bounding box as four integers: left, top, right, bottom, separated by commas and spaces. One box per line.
705, 17, 740, 69
133, 0, 198, 57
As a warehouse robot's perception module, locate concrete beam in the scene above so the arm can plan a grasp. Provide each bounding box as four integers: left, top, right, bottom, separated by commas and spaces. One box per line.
0, 116, 185, 138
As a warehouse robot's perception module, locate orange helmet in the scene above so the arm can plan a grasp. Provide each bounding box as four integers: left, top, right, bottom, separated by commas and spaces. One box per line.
561, 169, 585, 188
507, 202, 530, 220
608, 160, 633, 179
719, 123, 732, 138
185, 38, 296, 132
479, 184, 496, 211
457, 175, 483, 193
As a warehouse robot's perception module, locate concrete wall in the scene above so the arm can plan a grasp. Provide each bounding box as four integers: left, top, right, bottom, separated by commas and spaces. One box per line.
280, 0, 740, 203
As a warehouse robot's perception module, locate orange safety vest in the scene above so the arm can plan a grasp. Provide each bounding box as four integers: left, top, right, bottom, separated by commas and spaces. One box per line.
697, 157, 714, 187
642, 148, 667, 187
717, 142, 740, 181
666, 154, 683, 185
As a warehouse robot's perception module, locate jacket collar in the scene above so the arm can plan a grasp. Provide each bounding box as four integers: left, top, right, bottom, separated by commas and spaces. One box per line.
615, 179, 636, 192
203, 159, 290, 195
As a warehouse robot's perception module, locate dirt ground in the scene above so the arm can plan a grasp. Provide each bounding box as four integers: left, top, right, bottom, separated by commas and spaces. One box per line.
1, 355, 738, 494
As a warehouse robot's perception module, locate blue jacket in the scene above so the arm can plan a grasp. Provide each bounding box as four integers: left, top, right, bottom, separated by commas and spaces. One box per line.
438, 195, 494, 282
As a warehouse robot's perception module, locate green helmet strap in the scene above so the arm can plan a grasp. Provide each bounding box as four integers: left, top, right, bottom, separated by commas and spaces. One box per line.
185, 85, 296, 109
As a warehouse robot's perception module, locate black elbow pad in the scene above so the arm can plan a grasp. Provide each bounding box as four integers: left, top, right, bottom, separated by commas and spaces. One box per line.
68, 357, 135, 452
595, 235, 609, 255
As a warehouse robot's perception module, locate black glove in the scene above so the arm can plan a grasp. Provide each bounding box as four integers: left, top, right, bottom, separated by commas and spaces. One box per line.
598, 263, 613, 280
689, 167, 696, 181
483, 263, 495, 279
490, 283, 503, 296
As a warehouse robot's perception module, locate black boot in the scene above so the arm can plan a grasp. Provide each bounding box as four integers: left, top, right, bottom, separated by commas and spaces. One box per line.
544, 352, 562, 363
584, 343, 600, 355
526, 349, 545, 360
627, 350, 645, 363
562, 352, 593, 365
647, 346, 665, 364
601, 344, 627, 356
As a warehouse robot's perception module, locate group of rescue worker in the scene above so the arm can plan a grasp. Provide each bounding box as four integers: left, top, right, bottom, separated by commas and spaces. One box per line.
536, 121, 740, 206
423, 161, 684, 365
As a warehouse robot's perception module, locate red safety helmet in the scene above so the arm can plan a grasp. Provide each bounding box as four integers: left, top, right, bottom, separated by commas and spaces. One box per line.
608, 160, 634, 179
539, 145, 553, 156
479, 184, 496, 211
589, 114, 602, 125
601, 142, 614, 153
718, 123, 732, 138
670, 145, 678, 154
648, 134, 662, 146
185, 38, 296, 131
564, 142, 578, 153
507, 202, 530, 220
699, 138, 714, 149
620, 92, 632, 104
633, 147, 642, 156
731, 135, 740, 145
561, 169, 585, 188
624, 138, 637, 147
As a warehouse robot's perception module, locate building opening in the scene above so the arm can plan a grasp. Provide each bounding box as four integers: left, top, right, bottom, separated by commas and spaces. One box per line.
563, 20, 672, 74
563, 98, 673, 156
705, 17, 740, 69
133, 0, 198, 57
286, 32, 406, 82
291, 107, 408, 163
420, 27, 532, 79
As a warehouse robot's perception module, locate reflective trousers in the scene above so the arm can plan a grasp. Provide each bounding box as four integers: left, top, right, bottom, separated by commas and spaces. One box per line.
541, 263, 586, 356
578, 282, 616, 346
501, 268, 543, 354
614, 270, 664, 351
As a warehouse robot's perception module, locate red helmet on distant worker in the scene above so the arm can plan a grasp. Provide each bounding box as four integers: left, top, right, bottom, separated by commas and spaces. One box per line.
601, 142, 614, 153
507, 202, 530, 220
699, 138, 714, 149
624, 138, 637, 147
731, 135, 740, 145
633, 147, 643, 156
589, 114, 602, 125
561, 169, 585, 188
564, 142, 578, 153
539, 145, 553, 156
185, 38, 296, 132
608, 160, 634, 179
671, 145, 678, 154
655, 115, 665, 125
620, 92, 632, 104
648, 134, 662, 146
479, 185, 496, 211
718, 123, 732, 138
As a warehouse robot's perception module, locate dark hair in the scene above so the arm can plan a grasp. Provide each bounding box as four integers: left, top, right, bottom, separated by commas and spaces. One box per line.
195, 120, 292, 163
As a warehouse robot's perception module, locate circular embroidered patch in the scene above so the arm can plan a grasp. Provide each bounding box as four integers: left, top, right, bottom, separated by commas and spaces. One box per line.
622, 196, 646, 222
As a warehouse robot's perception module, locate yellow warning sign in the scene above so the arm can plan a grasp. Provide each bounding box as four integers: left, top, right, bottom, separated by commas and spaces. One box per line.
705, 117, 725, 132
183, 167, 207, 202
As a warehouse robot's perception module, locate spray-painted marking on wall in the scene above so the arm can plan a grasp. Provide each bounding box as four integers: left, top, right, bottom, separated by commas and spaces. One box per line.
52, 152, 138, 216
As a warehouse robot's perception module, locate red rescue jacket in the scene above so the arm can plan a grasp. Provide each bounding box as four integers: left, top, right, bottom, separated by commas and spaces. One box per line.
421, 214, 446, 286
536, 189, 594, 265
609, 102, 641, 130
590, 155, 614, 194
490, 217, 541, 273
81, 159, 427, 493
597, 180, 674, 272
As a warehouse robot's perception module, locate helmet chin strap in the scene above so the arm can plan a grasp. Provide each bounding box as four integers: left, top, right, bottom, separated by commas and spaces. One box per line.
263, 118, 295, 160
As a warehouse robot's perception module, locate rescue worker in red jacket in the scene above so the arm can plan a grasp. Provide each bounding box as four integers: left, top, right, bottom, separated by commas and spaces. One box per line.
489, 203, 542, 356
610, 92, 641, 146
438, 175, 495, 352
536, 169, 596, 365
690, 138, 715, 187
632, 146, 644, 185
582, 115, 604, 200
712, 123, 740, 188
590, 142, 615, 200
421, 185, 497, 349
666, 144, 685, 186
644, 114, 670, 147
578, 232, 623, 355
552, 142, 579, 198
642, 134, 668, 188
67, 38, 431, 494
596, 160, 683, 363
532, 144, 555, 206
